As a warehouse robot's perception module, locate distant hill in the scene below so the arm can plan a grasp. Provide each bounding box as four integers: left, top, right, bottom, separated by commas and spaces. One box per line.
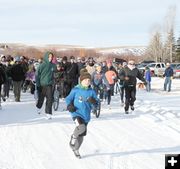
97, 46, 146, 56
0, 43, 147, 59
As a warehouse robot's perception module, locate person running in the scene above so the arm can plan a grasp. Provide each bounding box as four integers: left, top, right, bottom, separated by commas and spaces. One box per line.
66, 69, 98, 158
105, 65, 117, 108
65, 56, 79, 95
91, 63, 109, 101
36, 52, 56, 119
121, 60, 146, 114
118, 62, 127, 105
9, 56, 26, 102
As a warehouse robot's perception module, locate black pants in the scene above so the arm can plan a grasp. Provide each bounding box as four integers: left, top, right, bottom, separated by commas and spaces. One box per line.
13, 81, 23, 101
94, 85, 104, 100
120, 86, 125, 102
36, 85, 53, 114
0, 84, 2, 103
124, 86, 136, 111
105, 84, 114, 105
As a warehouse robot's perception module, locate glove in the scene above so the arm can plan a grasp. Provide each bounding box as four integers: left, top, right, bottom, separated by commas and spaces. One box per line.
171, 76, 173, 80
87, 97, 97, 105
67, 102, 76, 112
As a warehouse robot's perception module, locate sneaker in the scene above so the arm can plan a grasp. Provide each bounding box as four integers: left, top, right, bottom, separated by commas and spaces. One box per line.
36, 108, 41, 114
120, 101, 124, 106
130, 105, 135, 111
73, 150, 81, 159
107, 104, 111, 109
46, 113, 52, 120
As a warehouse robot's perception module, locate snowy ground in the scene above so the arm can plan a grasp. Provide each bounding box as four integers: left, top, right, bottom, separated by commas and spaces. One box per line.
0, 77, 180, 169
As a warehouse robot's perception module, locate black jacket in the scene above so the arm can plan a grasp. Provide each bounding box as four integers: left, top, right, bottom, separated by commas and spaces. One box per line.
10, 63, 25, 81
65, 62, 79, 81
121, 67, 146, 87
0, 64, 6, 84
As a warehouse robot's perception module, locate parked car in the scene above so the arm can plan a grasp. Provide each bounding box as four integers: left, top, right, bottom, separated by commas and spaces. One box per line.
170, 63, 179, 69
137, 61, 155, 75
137, 61, 155, 68
172, 63, 180, 78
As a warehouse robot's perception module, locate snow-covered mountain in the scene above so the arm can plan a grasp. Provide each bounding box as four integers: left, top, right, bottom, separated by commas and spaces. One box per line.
97, 46, 147, 56
0, 43, 146, 57
0, 77, 180, 169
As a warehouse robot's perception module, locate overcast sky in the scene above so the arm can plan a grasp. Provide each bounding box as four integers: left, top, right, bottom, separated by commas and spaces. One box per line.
0, 0, 179, 47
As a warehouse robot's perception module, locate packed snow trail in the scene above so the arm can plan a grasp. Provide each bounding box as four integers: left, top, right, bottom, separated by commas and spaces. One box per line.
0, 77, 180, 169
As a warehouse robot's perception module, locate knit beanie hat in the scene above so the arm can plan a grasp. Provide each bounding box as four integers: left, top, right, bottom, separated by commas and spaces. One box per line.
80, 68, 91, 82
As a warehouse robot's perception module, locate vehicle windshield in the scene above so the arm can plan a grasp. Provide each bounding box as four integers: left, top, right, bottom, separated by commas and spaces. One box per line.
138, 62, 152, 68
176, 64, 180, 69
147, 64, 155, 67
171, 64, 178, 69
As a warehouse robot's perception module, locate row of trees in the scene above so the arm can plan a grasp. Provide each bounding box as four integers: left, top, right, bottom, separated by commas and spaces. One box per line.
146, 6, 180, 62
1, 44, 142, 63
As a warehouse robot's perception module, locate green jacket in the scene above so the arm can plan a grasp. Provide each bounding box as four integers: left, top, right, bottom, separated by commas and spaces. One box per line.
36, 52, 56, 87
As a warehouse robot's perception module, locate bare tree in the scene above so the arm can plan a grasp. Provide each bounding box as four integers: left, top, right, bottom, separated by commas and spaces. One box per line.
146, 26, 163, 62
175, 37, 180, 62
163, 6, 176, 62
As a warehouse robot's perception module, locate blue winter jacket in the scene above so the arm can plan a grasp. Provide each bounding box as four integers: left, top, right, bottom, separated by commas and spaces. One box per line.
145, 70, 151, 82
164, 67, 173, 77
66, 85, 98, 123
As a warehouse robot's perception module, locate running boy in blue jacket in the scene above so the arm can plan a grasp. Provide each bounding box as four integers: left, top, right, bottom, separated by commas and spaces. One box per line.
66, 69, 98, 158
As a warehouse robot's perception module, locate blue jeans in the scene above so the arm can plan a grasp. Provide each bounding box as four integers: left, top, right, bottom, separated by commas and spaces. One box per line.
146, 81, 151, 92
164, 77, 172, 92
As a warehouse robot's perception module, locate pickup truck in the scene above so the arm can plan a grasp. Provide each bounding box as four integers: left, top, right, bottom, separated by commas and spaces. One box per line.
138, 62, 166, 76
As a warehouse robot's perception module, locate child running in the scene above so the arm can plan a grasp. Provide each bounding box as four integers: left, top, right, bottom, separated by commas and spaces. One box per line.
66, 69, 98, 158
